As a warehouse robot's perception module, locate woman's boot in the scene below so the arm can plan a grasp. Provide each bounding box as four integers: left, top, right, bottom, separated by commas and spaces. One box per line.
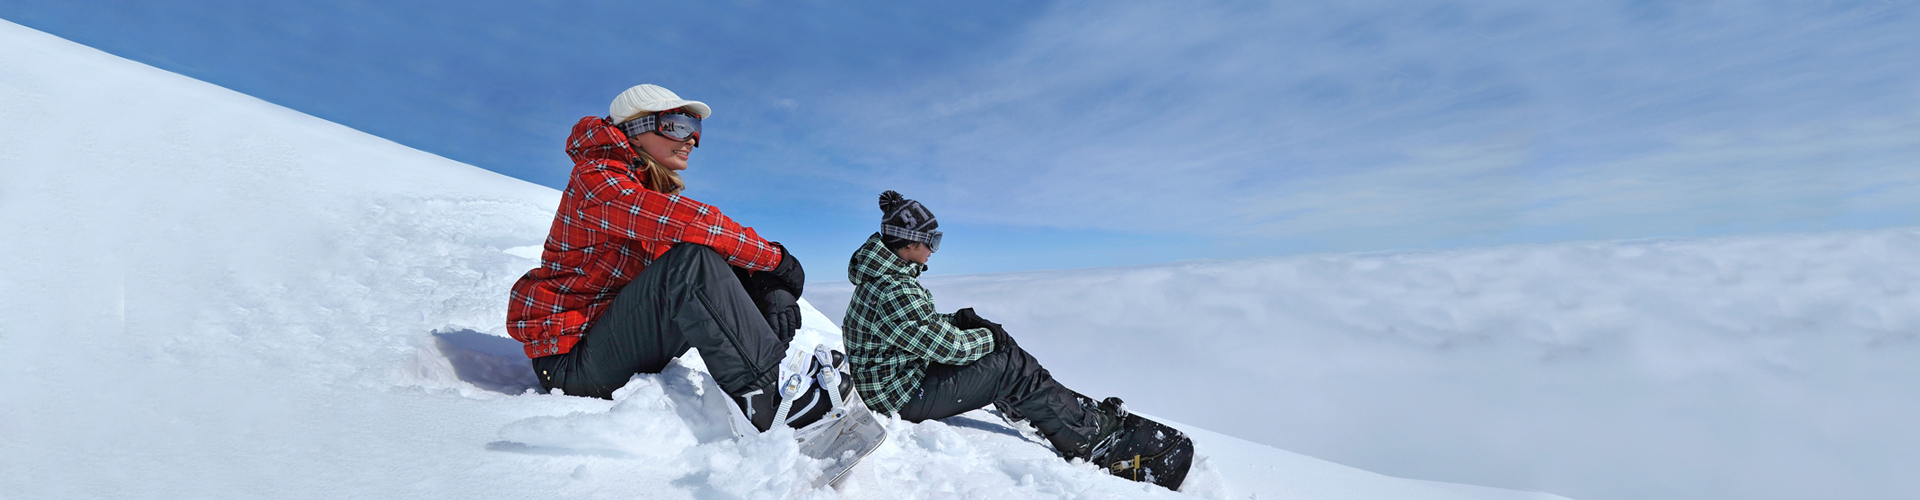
725, 346, 859, 434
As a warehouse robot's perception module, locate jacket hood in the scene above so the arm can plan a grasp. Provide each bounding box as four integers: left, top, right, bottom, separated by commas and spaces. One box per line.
565, 116, 639, 166
848, 233, 924, 286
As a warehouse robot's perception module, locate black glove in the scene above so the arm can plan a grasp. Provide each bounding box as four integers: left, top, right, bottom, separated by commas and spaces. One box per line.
760, 288, 801, 343
952, 307, 988, 330
733, 262, 802, 343
753, 242, 806, 298
953, 307, 1016, 352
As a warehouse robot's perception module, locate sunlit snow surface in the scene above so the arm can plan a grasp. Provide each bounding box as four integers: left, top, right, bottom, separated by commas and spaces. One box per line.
0, 19, 1566, 500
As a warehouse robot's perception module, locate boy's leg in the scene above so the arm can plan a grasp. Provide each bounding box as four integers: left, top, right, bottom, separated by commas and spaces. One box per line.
534, 243, 785, 399
897, 343, 1113, 458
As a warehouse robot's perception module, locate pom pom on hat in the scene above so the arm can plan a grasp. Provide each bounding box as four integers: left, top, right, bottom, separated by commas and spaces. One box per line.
879, 190, 907, 213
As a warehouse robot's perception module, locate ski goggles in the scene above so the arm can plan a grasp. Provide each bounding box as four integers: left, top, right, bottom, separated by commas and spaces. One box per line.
882, 225, 942, 253
613, 110, 702, 146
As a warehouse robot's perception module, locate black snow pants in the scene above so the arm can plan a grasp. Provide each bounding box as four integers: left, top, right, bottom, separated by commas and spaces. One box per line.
530, 243, 785, 400
897, 339, 1108, 457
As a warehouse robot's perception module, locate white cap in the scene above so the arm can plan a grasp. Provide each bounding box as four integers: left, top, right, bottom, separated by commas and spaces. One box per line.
609, 84, 711, 124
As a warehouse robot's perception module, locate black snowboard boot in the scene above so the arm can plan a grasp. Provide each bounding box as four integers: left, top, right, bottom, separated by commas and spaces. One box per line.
728, 349, 858, 434
1056, 395, 1123, 462
1082, 397, 1195, 491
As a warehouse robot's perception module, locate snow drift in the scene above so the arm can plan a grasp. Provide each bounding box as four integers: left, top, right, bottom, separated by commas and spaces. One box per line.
0, 19, 1563, 500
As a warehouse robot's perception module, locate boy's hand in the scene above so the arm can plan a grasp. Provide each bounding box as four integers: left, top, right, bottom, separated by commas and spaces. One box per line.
954, 308, 1017, 352
952, 307, 990, 330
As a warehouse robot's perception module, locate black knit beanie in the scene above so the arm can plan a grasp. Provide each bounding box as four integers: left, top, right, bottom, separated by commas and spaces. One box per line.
879, 190, 938, 249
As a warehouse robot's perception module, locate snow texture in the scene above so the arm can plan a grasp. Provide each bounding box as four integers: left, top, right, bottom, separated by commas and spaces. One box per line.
0, 19, 1563, 500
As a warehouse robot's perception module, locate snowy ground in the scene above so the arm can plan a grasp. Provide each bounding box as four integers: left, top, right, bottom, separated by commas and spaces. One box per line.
0, 19, 1569, 500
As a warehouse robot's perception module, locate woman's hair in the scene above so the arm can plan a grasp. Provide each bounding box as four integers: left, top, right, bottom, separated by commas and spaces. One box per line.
630, 147, 686, 195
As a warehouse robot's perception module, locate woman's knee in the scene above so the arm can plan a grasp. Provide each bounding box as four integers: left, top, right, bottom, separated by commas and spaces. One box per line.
654, 244, 735, 282
661, 243, 725, 264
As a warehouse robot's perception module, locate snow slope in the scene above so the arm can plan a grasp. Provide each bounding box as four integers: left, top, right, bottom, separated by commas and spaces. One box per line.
0, 19, 1563, 499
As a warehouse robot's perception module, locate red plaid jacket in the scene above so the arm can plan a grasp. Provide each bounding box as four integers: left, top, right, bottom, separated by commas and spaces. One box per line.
507, 116, 783, 358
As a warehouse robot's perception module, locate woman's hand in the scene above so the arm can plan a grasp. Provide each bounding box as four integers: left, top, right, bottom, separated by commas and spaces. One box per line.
760, 289, 801, 343
759, 242, 806, 297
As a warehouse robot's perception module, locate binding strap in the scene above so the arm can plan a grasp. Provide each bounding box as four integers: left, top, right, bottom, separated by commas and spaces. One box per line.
770, 371, 805, 426
770, 346, 813, 426
815, 346, 844, 412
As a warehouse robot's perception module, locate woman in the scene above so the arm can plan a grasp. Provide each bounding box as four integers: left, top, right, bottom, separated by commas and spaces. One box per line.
506, 84, 846, 433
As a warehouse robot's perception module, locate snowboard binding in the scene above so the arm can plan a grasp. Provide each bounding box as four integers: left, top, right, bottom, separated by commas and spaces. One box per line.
1085, 397, 1195, 491
722, 344, 887, 488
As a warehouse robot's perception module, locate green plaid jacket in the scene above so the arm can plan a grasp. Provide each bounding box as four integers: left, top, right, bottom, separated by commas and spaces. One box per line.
841, 233, 994, 415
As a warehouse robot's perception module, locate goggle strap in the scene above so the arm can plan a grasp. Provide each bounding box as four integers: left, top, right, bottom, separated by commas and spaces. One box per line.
882, 225, 939, 244
612, 114, 656, 138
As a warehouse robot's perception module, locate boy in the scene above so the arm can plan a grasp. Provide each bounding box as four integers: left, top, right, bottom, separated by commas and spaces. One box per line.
840, 191, 1194, 490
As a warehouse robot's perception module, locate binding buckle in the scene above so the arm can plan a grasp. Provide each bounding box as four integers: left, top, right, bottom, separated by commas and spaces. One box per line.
1109, 455, 1143, 480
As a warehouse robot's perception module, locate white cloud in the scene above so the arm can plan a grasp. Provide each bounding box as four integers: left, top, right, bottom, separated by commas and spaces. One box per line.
801, 0, 1920, 252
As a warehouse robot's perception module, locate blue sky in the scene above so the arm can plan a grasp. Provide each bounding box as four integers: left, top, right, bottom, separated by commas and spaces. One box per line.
5, 0, 1918, 276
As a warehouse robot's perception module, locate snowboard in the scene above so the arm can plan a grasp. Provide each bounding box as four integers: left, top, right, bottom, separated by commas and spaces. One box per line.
795, 399, 888, 488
